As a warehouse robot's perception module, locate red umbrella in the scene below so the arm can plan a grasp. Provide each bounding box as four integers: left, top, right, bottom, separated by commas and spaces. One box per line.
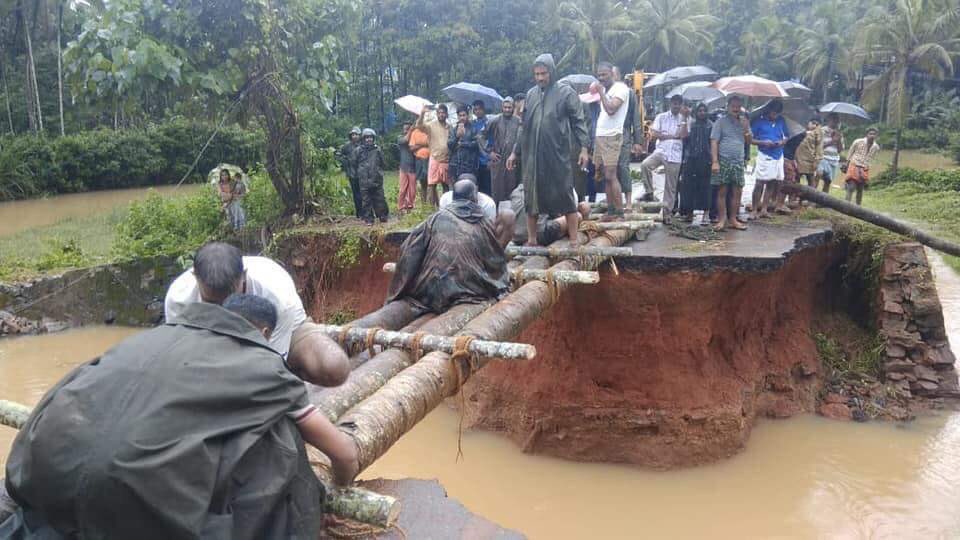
712, 75, 788, 98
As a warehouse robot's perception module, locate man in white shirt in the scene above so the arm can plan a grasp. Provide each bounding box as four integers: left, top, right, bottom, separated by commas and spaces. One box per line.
591, 62, 631, 220
165, 242, 350, 387
641, 94, 689, 224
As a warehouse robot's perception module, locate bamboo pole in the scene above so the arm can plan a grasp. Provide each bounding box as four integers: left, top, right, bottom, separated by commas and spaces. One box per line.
338, 230, 634, 471
579, 220, 656, 231
0, 400, 400, 529
313, 325, 536, 361
505, 244, 632, 258
780, 183, 960, 257
380, 263, 600, 284
590, 201, 661, 212
310, 302, 491, 422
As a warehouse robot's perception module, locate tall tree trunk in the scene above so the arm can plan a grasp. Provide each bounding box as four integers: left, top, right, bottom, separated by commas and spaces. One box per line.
26, 0, 43, 134
1, 58, 13, 134
892, 125, 902, 176
821, 47, 834, 103
56, 0, 64, 136
16, 1, 38, 133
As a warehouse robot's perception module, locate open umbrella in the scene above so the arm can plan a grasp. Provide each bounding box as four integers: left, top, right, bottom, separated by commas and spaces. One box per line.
394, 95, 432, 115
666, 81, 725, 103
443, 82, 503, 111
819, 102, 871, 123
559, 74, 599, 93
643, 65, 718, 89
778, 81, 813, 99
705, 93, 727, 112
712, 75, 788, 98
208, 163, 250, 188
750, 99, 815, 138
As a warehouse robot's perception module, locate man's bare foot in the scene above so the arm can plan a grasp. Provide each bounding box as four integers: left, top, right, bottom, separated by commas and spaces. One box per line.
713, 220, 727, 231
730, 220, 747, 230
524, 241, 539, 247
775, 206, 791, 214
758, 211, 770, 219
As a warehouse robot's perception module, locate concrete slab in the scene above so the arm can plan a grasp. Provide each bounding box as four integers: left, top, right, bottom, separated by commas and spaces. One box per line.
620, 219, 833, 273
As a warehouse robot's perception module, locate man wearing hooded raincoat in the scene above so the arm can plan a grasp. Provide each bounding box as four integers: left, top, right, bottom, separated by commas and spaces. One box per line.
507, 54, 590, 247
385, 179, 509, 314
1, 301, 362, 539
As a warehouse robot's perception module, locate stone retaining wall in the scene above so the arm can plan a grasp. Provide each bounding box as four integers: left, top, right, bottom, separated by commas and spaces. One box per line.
0, 256, 181, 336
878, 243, 959, 397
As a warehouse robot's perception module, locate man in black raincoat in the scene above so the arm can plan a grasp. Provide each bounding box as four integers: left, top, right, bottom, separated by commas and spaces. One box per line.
2, 301, 358, 540
338, 126, 363, 217
507, 53, 590, 247
385, 179, 510, 314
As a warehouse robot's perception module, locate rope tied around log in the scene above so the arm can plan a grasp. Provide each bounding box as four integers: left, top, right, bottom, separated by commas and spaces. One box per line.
337, 324, 354, 355
545, 269, 560, 306
365, 327, 382, 357
578, 220, 619, 245
511, 264, 525, 288
409, 331, 428, 362
449, 335, 479, 462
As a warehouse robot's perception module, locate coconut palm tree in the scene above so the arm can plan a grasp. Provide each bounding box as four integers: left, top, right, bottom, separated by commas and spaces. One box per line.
619, 0, 716, 72
855, 0, 960, 173
556, 0, 631, 72
794, 0, 853, 103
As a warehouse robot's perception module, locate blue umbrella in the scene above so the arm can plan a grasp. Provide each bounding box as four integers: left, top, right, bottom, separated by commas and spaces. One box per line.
819, 102, 871, 123
443, 82, 504, 111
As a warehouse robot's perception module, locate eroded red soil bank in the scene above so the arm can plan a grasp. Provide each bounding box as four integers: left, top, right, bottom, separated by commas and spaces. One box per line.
460, 245, 837, 468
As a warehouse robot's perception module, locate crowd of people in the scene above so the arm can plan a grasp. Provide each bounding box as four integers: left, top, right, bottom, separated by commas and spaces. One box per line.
337, 55, 881, 233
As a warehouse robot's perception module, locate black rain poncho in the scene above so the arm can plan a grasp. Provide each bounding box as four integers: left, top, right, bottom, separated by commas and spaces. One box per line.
2, 303, 322, 540
385, 199, 509, 313
515, 53, 590, 217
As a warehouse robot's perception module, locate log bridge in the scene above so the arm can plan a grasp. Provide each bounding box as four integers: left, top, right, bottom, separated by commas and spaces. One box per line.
0, 217, 645, 532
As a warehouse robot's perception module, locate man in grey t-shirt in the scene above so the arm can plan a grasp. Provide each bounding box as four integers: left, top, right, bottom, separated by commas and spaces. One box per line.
709, 95, 752, 231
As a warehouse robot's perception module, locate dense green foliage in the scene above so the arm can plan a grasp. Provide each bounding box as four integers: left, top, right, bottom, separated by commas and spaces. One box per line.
0, 119, 262, 201
113, 188, 222, 259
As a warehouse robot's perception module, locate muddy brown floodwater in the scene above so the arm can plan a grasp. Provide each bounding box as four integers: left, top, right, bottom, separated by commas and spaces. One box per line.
0, 185, 201, 238
2, 261, 960, 539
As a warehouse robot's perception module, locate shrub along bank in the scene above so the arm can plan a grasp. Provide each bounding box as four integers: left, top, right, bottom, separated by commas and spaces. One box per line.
0, 119, 263, 201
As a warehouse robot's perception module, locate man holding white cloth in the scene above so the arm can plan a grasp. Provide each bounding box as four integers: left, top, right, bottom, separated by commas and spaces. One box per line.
749, 100, 788, 220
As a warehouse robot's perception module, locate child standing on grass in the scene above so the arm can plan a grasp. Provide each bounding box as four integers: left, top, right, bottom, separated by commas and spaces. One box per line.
844, 127, 880, 206
354, 128, 389, 224
218, 169, 246, 230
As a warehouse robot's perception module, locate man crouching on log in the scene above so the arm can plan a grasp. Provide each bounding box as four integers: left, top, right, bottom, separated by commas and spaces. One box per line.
385, 178, 511, 315
165, 242, 351, 387
1, 294, 358, 539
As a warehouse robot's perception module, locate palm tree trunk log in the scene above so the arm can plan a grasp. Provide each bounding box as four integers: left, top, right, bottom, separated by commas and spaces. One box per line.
380, 263, 601, 285
338, 230, 634, 471
505, 245, 633, 258
0, 399, 400, 528
780, 183, 960, 257
310, 302, 492, 421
